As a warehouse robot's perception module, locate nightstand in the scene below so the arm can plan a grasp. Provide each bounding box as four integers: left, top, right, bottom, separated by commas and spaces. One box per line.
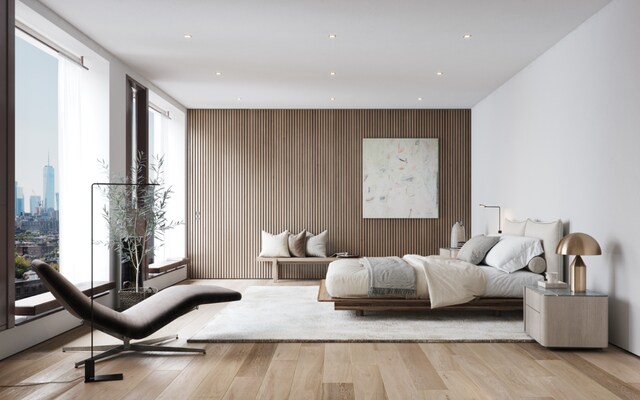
439, 247, 460, 258
524, 285, 608, 348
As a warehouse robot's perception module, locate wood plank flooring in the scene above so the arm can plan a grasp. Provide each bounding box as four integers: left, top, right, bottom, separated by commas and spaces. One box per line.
1, 279, 640, 400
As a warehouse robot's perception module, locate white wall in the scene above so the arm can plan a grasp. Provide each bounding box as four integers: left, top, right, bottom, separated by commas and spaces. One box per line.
472, 0, 640, 355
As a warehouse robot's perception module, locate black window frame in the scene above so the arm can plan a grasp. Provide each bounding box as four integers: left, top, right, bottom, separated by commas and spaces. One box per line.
125, 75, 150, 281
1, 0, 15, 332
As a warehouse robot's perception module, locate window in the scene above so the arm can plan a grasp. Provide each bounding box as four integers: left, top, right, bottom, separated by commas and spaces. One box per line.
14, 34, 59, 300
148, 102, 186, 265
124, 82, 186, 277
14, 25, 110, 305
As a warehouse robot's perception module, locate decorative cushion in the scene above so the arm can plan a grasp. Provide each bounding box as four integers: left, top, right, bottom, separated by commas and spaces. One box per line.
288, 230, 307, 257
306, 230, 328, 257
457, 235, 500, 265
526, 256, 547, 274
503, 218, 527, 235
484, 235, 544, 273
524, 219, 563, 280
259, 230, 290, 257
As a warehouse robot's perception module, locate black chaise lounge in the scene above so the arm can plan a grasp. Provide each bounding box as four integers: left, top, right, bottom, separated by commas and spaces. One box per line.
32, 260, 242, 368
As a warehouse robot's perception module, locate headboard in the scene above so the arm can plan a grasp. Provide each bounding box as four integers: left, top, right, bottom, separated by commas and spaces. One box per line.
503, 219, 564, 281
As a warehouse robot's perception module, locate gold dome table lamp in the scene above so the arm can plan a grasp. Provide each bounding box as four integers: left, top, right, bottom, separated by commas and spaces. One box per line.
556, 233, 601, 292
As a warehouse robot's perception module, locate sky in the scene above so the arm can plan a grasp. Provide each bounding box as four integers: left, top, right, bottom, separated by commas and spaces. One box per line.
15, 35, 59, 213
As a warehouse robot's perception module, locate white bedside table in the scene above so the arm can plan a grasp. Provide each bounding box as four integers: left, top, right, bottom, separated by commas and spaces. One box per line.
524, 285, 608, 348
439, 247, 460, 258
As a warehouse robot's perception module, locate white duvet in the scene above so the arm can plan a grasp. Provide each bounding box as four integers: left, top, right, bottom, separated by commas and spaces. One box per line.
403, 254, 485, 308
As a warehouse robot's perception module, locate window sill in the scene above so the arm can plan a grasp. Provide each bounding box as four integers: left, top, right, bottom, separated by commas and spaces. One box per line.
148, 258, 189, 275
15, 281, 115, 317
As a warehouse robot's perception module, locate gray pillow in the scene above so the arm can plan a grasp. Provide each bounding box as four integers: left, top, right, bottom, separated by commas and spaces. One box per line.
288, 230, 307, 257
306, 230, 328, 257
457, 235, 500, 265
526, 256, 547, 274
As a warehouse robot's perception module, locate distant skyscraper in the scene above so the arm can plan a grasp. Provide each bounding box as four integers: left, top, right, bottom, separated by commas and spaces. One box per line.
15, 181, 24, 216
43, 157, 55, 211
29, 195, 41, 215
55, 192, 59, 211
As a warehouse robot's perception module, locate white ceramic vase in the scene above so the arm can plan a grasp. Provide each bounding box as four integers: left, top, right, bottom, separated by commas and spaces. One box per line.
451, 221, 465, 248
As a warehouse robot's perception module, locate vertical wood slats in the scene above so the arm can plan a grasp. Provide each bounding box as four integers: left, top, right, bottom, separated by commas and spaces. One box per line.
187, 110, 470, 279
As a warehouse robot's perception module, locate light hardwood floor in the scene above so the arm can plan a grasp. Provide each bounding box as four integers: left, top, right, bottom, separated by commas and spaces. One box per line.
1, 279, 640, 400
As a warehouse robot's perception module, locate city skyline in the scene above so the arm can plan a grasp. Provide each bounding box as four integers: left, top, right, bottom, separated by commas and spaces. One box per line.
15, 182, 24, 216
15, 34, 59, 214
43, 158, 55, 211
15, 159, 58, 216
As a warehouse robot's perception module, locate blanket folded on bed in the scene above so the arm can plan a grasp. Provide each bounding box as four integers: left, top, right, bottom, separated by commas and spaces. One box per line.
403, 255, 486, 308
362, 256, 417, 297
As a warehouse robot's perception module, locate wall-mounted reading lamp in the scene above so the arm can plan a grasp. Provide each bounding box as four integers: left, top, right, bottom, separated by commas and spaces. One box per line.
479, 204, 502, 234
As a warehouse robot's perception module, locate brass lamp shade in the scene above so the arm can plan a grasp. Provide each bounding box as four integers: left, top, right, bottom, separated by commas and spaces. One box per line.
556, 233, 601, 293
556, 232, 602, 256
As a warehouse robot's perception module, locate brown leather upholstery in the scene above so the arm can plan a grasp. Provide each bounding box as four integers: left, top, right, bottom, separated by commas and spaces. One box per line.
32, 260, 242, 339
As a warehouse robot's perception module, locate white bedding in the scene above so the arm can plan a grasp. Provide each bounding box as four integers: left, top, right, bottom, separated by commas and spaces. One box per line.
325, 256, 543, 300
325, 258, 429, 298
480, 265, 543, 297
404, 254, 485, 308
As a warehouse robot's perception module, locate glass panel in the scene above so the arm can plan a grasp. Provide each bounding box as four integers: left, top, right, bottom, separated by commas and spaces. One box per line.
14, 36, 59, 300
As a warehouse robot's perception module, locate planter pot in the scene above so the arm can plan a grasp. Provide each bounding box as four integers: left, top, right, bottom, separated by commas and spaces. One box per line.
118, 287, 157, 310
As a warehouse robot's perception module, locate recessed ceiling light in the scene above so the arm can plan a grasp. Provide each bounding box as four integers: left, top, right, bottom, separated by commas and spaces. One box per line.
184, 34, 192, 39
328, 34, 337, 39
330, 97, 335, 101
436, 71, 443, 76
330, 72, 336, 76
418, 97, 423, 101
237, 97, 241, 101
215, 72, 222, 76
463, 34, 472, 39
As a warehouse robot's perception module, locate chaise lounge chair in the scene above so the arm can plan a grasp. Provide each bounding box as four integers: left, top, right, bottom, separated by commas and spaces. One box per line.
32, 260, 242, 368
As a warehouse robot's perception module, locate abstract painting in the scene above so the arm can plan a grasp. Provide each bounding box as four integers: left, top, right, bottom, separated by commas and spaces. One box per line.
363, 138, 438, 218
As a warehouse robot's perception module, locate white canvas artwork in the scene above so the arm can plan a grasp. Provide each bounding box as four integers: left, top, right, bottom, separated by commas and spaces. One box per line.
363, 138, 439, 219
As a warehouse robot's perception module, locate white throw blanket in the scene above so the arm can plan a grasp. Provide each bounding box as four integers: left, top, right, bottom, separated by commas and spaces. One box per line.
403, 255, 486, 308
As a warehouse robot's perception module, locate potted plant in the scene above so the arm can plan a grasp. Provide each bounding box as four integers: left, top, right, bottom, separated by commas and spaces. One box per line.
99, 153, 182, 309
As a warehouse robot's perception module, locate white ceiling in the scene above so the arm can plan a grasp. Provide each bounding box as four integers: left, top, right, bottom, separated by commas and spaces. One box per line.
39, 0, 611, 109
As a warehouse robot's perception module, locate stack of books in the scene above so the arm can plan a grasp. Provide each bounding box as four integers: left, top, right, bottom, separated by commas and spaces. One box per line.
538, 280, 568, 289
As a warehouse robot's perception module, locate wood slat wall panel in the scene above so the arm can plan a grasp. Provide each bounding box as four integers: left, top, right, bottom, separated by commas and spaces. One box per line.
187, 109, 470, 279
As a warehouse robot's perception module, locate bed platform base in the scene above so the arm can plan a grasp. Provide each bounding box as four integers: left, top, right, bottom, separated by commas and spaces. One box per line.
317, 280, 523, 316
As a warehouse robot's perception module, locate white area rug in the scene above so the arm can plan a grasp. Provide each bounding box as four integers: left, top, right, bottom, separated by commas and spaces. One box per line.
189, 286, 533, 343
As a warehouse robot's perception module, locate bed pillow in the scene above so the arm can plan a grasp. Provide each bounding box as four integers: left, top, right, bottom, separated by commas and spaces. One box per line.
306, 230, 328, 257
526, 256, 547, 274
259, 230, 290, 257
457, 235, 500, 265
503, 218, 527, 235
484, 235, 544, 273
288, 230, 307, 257
524, 219, 563, 279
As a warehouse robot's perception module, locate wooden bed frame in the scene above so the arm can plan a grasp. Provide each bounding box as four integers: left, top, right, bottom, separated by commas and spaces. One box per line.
317, 280, 523, 316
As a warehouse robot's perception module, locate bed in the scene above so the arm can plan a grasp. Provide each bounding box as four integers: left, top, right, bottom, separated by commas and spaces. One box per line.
319, 219, 563, 315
